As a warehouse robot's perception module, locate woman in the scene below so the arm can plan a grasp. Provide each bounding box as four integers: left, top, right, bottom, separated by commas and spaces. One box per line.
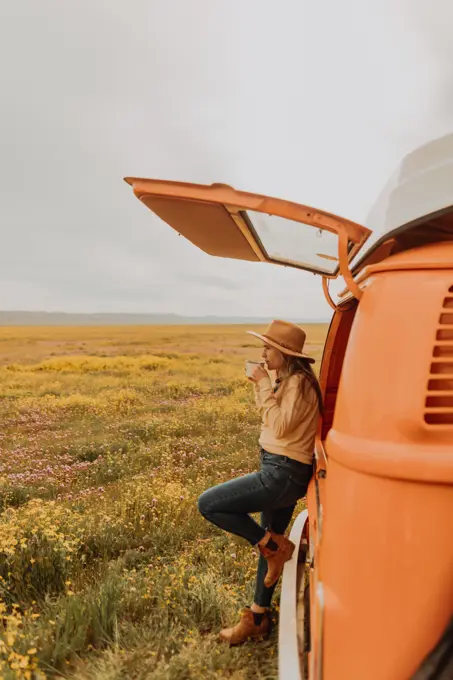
198, 319, 322, 645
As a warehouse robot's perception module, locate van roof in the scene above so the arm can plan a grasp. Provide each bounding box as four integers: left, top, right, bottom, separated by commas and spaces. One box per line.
352, 133, 453, 271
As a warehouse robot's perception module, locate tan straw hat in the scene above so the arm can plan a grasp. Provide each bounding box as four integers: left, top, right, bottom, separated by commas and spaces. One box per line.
247, 319, 315, 363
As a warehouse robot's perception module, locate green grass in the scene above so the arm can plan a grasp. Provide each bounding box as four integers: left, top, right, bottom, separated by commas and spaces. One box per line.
0, 324, 327, 679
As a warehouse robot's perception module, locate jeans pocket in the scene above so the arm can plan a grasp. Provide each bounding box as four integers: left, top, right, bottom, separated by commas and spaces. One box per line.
267, 464, 311, 505
290, 457, 313, 484
261, 464, 294, 501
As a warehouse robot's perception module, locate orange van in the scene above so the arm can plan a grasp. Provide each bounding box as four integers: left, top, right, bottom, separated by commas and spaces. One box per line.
125, 132, 453, 680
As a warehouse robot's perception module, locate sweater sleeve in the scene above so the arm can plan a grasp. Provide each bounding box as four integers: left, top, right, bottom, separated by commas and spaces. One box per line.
253, 382, 263, 410
257, 374, 310, 438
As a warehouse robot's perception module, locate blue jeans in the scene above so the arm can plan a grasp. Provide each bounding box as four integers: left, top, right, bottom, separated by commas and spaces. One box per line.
197, 448, 313, 607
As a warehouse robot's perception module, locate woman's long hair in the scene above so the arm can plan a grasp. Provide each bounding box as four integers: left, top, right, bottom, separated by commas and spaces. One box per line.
284, 355, 324, 415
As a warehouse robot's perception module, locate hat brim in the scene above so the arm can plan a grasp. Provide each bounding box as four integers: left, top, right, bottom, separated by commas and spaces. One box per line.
246, 331, 315, 363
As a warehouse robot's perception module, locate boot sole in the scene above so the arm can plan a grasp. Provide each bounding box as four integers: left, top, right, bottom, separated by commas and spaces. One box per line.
219, 628, 270, 646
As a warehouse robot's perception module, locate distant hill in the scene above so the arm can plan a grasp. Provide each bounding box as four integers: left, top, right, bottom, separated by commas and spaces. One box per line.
0, 311, 330, 327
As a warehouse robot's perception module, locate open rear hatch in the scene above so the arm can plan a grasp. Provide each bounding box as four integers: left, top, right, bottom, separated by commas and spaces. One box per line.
124, 178, 371, 281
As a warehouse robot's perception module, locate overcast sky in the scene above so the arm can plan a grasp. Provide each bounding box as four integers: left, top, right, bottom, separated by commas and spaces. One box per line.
0, 0, 452, 319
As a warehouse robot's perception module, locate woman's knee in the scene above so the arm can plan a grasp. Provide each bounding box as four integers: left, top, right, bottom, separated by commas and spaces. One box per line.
197, 489, 212, 517
197, 483, 225, 517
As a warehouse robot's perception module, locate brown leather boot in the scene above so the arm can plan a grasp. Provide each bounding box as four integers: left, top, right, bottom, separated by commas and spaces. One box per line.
259, 531, 295, 587
219, 607, 270, 645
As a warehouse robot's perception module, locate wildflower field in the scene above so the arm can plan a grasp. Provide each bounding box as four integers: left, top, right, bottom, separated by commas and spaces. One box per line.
0, 324, 327, 680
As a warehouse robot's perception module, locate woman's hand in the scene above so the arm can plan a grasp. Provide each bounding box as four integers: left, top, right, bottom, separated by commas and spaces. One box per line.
249, 365, 268, 383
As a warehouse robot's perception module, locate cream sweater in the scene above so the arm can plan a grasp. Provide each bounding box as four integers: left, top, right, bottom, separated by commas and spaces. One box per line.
254, 373, 318, 465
